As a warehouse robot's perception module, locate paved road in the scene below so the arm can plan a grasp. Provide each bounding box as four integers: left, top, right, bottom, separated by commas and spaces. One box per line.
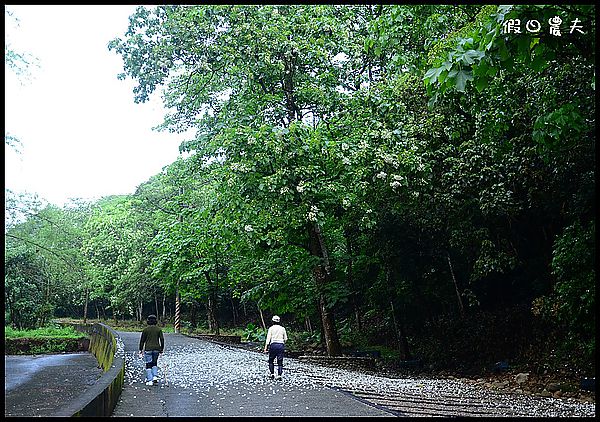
112, 331, 394, 417
5, 353, 103, 417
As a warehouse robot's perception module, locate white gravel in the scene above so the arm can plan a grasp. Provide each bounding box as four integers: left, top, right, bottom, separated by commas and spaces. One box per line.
121, 340, 595, 417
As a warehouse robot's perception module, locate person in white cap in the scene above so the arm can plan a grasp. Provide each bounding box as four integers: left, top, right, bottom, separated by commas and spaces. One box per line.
264, 315, 288, 380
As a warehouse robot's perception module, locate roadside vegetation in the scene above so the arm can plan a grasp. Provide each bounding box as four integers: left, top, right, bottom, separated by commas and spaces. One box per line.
4, 324, 88, 355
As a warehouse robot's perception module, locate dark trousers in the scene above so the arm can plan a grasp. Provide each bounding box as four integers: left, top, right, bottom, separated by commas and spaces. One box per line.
268, 342, 285, 375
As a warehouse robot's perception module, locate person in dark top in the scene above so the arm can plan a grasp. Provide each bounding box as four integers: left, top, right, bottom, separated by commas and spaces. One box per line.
139, 314, 164, 386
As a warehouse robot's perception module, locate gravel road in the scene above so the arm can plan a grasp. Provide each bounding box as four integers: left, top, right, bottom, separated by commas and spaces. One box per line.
111, 331, 595, 417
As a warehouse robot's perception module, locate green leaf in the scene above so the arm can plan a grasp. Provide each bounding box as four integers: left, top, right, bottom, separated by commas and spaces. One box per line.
461, 49, 485, 65
427, 91, 439, 108
475, 75, 488, 92
530, 52, 548, 72
423, 66, 444, 84
454, 69, 473, 92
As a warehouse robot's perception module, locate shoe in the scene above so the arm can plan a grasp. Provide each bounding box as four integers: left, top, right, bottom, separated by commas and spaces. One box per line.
146, 381, 154, 386
275, 375, 282, 381
269, 373, 275, 380
153, 376, 159, 382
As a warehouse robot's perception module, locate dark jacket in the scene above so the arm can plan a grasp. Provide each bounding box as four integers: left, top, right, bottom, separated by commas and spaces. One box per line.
139, 325, 164, 352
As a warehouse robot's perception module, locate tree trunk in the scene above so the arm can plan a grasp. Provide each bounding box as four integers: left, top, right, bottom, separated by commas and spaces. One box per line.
207, 294, 219, 334
447, 251, 465, 318
83, 287, 89, 324
213, 251, 220, 335
305, 315, 313, 334
344, 227, 362, 331
230, 296, 237, 326
204, 271, 219, 334
154, 292, 159, 322
390, 300, 411, 360
308, 222, 341, 356
386, 266, 412, 360
206, 301, 212, 332
162, 294, 167, 322
213, 295, 220, 335
318, 293, 341, 356
283, 53, 300, 123
258, 303, 266, 331
190, 300, 197, 329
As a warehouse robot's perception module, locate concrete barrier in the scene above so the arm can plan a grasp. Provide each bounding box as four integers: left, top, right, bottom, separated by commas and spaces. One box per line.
55, 323, 125, 417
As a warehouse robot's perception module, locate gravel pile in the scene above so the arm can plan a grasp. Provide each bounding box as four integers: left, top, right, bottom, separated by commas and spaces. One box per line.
121, 340, 595, 417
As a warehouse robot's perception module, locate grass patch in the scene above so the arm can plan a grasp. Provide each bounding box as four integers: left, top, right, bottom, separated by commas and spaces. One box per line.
5, 324, 89, 355
5, 325, 85, 339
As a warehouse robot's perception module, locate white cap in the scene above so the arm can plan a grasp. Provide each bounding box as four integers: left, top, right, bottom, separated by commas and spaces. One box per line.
272, 315, 280, 323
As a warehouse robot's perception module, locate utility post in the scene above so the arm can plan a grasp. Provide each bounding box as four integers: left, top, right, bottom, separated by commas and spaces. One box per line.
174, 186, 184, 334
175, 281, 181, 333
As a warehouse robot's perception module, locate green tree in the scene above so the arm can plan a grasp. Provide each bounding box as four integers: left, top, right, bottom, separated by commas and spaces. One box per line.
109, 4, 382, 355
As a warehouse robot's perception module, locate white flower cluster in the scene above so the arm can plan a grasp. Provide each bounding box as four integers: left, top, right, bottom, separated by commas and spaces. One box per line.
244, 225, 254, 232
230, 163, 250, 173
376, 171, 387, 179
280, 186, 290, 195
307, 205, 319, 222
382, 153, 399, 168
296, 181, 306, 193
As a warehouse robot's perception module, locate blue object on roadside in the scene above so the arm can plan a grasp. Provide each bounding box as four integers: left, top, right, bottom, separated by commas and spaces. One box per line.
492, 361, 509, 373
396, 359, 423, 369
580, 378, 595, 392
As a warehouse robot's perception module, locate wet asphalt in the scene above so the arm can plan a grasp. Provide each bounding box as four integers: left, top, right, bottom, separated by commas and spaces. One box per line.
5, 353, 103, 417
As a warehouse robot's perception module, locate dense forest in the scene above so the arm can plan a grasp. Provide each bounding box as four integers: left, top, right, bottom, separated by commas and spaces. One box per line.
5, 5, 595, 376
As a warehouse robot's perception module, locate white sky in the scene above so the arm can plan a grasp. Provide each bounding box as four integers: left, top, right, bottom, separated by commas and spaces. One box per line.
5, 5, 193, 208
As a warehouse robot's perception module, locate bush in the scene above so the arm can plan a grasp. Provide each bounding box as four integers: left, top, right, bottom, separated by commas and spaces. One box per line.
5, 324, 85, 339
543, 220, 595, 368
4, 325, 88, 355
243, 323, 266, 342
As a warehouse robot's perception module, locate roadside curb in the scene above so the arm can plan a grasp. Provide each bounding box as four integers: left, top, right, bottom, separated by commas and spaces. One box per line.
55, 323, 125, 417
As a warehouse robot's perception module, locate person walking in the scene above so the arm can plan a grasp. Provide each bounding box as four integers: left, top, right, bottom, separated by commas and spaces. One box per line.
263, 315, 288, 380
139, 314, 164, 386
